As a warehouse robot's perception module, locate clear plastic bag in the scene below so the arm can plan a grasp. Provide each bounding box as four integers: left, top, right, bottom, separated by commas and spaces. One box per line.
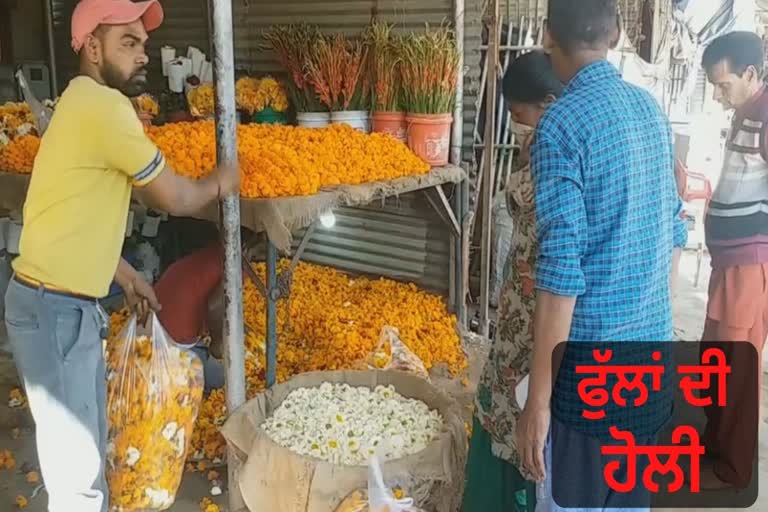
334, 456, 424, 512
105, 313, 204, 511
366, 327, 429, 381
15, 70, 53, 136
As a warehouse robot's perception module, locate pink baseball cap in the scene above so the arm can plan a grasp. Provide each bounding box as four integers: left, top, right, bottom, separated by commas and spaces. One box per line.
71, 0, 164, 52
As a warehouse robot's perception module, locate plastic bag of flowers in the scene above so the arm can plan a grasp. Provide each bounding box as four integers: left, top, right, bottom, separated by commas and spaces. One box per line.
335, 455, 426, 512
365, 326, 430, 381
105, 313, 204, 511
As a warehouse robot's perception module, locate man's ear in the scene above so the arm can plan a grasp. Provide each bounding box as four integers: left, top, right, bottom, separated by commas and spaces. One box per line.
542, 93, 557, 107
746, 64, 762, 83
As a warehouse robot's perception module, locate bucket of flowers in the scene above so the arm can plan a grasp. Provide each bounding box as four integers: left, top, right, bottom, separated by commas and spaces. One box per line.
305, 33, 371, 132
401, 24, 460, 166
364, 22, 406, 143
264, 23, 329, 128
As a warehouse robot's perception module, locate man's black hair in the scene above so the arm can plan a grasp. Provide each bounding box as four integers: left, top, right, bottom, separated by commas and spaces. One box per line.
502, 51, 565, 104
702, 31, 764, 78
548, 0, 618, 53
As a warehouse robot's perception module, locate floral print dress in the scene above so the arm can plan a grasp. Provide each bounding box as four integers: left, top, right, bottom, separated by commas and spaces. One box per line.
475, 132, 538, 476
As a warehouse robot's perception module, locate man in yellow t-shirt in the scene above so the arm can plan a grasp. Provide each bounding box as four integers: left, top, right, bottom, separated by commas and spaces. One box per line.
3, 2, 239, 510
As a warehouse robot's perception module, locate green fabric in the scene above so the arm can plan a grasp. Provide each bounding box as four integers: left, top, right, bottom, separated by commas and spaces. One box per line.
462, 417, 536, 512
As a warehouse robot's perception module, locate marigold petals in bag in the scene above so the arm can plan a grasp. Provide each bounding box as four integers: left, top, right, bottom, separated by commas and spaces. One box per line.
366, 327, 430, 381
106, 314, 204, 511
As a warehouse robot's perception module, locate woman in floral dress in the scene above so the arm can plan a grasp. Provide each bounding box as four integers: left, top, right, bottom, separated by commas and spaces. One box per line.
462, 51, 564, 512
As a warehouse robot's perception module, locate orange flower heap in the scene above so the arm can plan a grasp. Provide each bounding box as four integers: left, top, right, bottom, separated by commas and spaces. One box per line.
105, 319, 204, 511
183, 261, 465, 462
146, 121, 430, 198
0, 135, 40, 174
0, 102, 35, 143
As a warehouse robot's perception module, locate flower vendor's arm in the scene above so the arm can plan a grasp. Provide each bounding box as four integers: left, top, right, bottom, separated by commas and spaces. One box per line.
99, 97, 239, 217
140, 162, 240, 218
516, 129, 586, 481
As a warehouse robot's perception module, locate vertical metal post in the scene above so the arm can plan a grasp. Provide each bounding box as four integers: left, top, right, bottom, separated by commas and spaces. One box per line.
651, 0, 661, 63
44, 0, 58, 97
210, 1, 245, 510
479, 0, 500, 337
451, 0, 466, 327
266, 240, 278, 388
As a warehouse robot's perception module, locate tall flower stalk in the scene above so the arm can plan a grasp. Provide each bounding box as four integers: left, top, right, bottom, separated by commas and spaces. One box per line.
263, 23, 324, 112
306, 34, 369, 111
401, 24, 460, 114
364, 22, 402, 112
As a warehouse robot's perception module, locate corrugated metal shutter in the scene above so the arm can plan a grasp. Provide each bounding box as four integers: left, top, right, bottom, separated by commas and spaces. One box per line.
50, 0, 209, 91
292, 196, 451, 293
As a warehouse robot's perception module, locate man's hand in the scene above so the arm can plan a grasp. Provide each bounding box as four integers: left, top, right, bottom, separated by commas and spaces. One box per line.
116, 259, 161, 325
122, 273, 161, 325
517, 403, 551, 482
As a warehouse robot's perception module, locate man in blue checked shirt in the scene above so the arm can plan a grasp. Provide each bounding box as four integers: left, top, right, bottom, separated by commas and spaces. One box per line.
514, 1, 688, 511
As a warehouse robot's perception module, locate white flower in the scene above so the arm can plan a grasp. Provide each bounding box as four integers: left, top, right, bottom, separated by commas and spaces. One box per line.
162, 422, 178, 441
262, 383, 443, 466
144, 488, 172, 508
126, 447, 141, 467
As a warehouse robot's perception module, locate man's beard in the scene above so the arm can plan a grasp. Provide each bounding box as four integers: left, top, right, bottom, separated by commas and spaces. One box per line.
102, 60, 148, 98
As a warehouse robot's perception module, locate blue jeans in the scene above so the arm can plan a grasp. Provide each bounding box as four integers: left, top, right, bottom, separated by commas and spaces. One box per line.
536, 419, 651, 512
4, 278, 109, 512
189, 343, 225, 393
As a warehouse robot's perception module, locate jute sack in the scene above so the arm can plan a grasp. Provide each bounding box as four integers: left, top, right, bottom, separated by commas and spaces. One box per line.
221, 370, 468, 512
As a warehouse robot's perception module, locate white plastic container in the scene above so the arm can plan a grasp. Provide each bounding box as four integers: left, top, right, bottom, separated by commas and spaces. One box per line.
296, 112, 331, 129
6, 220, 22, 255
331, 110, 370, 133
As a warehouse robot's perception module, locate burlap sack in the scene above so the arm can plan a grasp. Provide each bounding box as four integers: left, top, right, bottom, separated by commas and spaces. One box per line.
220, 370, 468, 512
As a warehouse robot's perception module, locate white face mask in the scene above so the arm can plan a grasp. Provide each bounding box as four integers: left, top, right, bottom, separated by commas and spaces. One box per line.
512, 122, 535, 139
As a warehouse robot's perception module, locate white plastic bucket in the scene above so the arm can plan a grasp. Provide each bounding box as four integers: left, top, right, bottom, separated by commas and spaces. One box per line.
331, 111, 370, 133
297, 112, 331, 129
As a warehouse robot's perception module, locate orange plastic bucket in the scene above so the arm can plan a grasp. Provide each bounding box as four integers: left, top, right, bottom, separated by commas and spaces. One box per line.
372, 111, 407, 143
406, 113, 453, 166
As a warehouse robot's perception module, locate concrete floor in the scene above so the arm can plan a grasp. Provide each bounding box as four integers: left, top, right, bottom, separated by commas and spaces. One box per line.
0, 250, 766, 511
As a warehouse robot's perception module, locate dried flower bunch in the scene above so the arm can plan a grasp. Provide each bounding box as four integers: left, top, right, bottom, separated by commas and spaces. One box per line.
401, 24, 460, 114
135, 94, 160, 117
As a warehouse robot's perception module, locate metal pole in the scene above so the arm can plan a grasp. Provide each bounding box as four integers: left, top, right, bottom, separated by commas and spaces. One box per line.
210, 2, 245, 510
451, 0, 466, 327
479, 0, 500, 337
44, 0, 58, 97
651, 0, 661, 63
266, 240, 278, 388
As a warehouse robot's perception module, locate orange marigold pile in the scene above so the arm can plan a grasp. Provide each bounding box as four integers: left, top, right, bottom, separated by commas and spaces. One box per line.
186, 261, 464, 463
0, 135, 40, 173
146, 121, 430, 198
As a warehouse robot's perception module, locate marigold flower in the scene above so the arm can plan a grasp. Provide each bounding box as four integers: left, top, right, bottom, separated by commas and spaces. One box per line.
0, 135, 40, 174
15, 495, 28, 509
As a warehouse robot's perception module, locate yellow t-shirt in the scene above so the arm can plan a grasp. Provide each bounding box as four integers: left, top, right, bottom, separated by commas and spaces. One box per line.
13, 76, 165, 298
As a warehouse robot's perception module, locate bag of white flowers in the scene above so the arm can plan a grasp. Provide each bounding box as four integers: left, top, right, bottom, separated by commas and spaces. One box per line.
105, 313, 204, 511
221, 370, 468, 512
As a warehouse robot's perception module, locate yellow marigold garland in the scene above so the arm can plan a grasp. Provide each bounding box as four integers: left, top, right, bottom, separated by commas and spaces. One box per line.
146, 121, 430, 198
0, 135, 40, 174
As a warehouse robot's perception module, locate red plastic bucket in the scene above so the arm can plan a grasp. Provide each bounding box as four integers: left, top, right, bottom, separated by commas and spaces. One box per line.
406, 113, 453, 166
372, 111, 407, 143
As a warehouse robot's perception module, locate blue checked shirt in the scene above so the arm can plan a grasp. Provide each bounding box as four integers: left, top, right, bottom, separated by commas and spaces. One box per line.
530, 61, 688, 439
